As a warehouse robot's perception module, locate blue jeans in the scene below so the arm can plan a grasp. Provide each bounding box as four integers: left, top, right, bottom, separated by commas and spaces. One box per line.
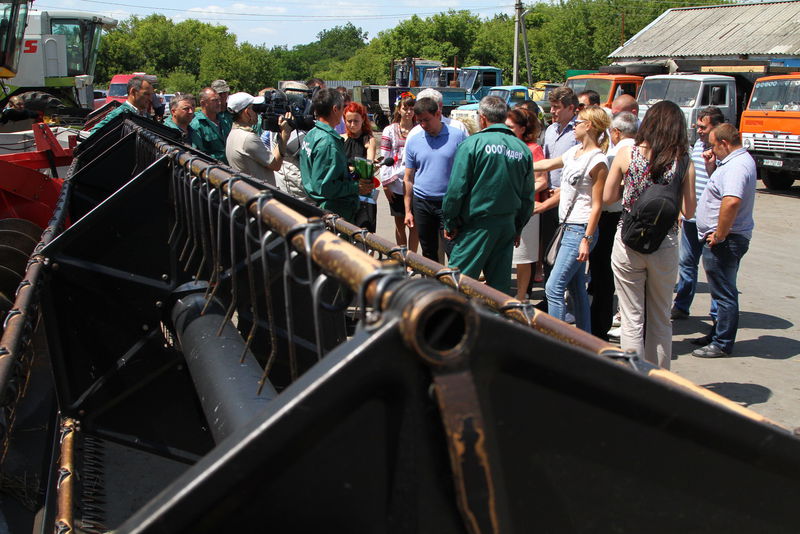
702, 233, 750, 353
675, 220, 718, 319
546, 224, 597, 332
674, 220, 704, 313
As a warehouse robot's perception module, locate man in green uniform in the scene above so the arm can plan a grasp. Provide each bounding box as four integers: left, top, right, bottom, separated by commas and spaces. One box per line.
89, 76, 154, 135
211, 79, 233, 140
443, 95, 535, 292
190, 87, 228, 162
299, 88, 361, 221
163, 94, 199, 145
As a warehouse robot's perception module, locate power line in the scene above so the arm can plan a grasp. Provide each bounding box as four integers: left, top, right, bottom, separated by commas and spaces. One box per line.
61, 0, 510, 20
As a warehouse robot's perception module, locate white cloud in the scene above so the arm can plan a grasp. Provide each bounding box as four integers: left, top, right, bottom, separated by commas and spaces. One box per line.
187, 3, 288, 16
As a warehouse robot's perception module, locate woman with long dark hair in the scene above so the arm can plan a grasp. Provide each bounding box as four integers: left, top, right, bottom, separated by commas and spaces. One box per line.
603, 100, 696, 369
505, 108, 548, 300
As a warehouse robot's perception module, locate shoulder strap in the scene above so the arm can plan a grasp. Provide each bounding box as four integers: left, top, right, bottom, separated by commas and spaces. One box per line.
560, 148, 602, 223
669, 153, 690, 194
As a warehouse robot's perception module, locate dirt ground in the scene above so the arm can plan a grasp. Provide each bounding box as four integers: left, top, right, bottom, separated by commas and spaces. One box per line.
373, 180, 800, 430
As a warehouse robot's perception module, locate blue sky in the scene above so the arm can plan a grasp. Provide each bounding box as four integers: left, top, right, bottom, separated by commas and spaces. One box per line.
32, 0, 515, 48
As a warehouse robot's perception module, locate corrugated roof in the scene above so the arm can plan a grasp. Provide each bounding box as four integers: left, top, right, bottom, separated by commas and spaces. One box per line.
609, 1, 800, 59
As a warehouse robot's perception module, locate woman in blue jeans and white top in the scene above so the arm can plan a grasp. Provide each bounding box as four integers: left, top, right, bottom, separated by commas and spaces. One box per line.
533, 105, 610, 332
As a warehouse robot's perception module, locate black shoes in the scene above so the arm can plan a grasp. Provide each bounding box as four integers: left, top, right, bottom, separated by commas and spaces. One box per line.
692, 344, 729, 358
670, 307, 689, 320
689, 334, 712, 346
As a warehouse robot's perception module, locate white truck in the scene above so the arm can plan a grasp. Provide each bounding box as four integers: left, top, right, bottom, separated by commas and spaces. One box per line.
636, 74, 743, 145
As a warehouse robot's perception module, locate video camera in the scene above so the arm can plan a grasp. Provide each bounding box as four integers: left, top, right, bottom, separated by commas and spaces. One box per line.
252, 88, 315, 132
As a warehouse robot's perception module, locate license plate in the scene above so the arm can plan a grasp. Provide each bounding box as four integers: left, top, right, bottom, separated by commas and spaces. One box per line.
763, 159, 783, 167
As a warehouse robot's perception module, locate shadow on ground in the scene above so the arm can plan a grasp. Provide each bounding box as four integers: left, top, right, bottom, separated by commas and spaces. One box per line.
738, 311, 794, 330
731, 335, 800, 360
671, 311, 793, 337
702, 382, 772, 407
673, 334, 800, 360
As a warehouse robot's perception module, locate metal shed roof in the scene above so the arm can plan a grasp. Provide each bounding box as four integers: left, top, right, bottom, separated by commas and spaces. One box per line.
609, 1, 800, 59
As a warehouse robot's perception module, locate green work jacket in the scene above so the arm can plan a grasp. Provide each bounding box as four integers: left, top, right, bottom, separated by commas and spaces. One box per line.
190, 110, 228, 163
164, 116, 201, 147
89, 101, 146, 135
217, 110, 233, 139
443, 124, 534, 235
299, 120, 358, 220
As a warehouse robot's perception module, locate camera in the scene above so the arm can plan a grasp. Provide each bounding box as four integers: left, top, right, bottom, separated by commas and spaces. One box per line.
252, 89, 315, 132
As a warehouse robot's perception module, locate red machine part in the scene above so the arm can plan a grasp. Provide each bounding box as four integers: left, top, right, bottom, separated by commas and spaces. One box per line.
0, 122, 70, 229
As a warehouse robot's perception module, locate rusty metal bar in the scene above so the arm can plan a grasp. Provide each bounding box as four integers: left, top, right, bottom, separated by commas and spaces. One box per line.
0, 175, 72, 463
325, 214, 615, 354
55, 417, 76, 534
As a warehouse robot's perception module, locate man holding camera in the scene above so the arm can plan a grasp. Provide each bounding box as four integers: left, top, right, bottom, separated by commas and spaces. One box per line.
225, 92, 289, 186
300, 88, 367, 222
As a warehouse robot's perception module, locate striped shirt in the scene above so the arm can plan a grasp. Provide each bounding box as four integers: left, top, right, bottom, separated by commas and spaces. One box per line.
687, 138, 709, 223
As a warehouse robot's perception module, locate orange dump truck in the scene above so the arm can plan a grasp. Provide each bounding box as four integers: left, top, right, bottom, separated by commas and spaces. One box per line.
565, 73, 644, 108
740, 74, 800, 190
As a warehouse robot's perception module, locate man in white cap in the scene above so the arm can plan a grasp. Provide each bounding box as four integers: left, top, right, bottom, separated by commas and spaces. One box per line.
225, 92, 290, 186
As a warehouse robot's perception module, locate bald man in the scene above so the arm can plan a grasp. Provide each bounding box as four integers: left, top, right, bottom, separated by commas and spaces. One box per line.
611, 94, 639, 117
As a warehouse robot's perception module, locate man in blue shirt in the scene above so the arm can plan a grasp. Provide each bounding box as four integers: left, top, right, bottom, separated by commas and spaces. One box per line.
672, 106, 724, 322
403, 97, 467, 261
693, 124, 756, 358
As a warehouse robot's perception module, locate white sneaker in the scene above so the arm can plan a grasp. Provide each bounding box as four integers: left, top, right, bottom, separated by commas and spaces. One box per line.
564, 312, 576, 324
607, 326, 621, 339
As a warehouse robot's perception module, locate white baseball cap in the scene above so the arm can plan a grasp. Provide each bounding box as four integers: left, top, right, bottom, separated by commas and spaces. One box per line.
227, 92, 265, 114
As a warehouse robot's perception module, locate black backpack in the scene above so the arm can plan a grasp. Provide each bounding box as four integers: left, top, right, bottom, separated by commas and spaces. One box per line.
620, 153, 689, 254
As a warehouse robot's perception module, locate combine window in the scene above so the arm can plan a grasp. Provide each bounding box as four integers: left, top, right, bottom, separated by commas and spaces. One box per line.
50, 18, 103, 77
0, 0, 29, 76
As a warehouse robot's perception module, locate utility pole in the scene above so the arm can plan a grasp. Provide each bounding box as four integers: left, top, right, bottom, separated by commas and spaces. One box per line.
513, 0, 522, 86
512, 0, 533, 86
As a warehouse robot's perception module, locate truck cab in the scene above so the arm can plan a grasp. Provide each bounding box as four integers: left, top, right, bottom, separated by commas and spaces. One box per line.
420, 66, 502, 104
565, 73, 642, 108
637, 74, 737, 145
450, 85, 528, 133
740, 74, 800, 190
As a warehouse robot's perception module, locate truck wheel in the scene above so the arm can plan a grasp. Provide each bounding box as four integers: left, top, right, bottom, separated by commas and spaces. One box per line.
19, 91, 64, 113
762, 169, 795, 191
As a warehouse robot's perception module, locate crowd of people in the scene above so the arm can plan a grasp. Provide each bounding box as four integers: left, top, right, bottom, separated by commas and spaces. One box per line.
92, 76, 757, 370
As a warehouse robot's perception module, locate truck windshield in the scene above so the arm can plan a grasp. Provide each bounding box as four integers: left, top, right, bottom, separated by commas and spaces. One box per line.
488, 89, 510, 102
108, 83, 127, 97
748, 79, 800, 111
566, 79, 612, 101
637, 79, 700, 107
457, 70, 478, 92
